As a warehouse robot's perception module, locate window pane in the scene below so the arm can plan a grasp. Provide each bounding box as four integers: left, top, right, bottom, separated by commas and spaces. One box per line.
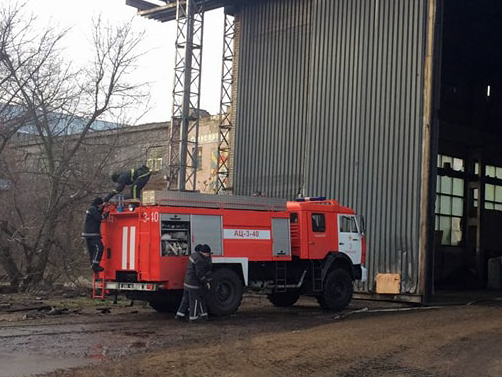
439, 216, 452, 245
485, 202, 494, 210
440, 196, 452, 215
475, 163, 479, 175
452, 198, 463, 216
453, 158, 464, 172
440, 176, 452, 194
486, 165, 495, 177
147, 146, 164, 172
496, 186, 502, 202
339, 216, 358, 233
312, 214, 326, 232
147, 157, 163, 172
451, 217, 462, 246
442, 156, 453, 169
197, 147, 203, 170
339, 216, 349, 232
452, 178, 463, 196
148, 146, 163, 159
474, 199, 478, 208
497, 167, 502, 180
486, 184, 495, 201
495, 204, 502, 212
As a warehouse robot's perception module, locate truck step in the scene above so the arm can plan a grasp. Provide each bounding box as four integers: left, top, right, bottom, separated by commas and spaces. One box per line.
312, 260, 323, 291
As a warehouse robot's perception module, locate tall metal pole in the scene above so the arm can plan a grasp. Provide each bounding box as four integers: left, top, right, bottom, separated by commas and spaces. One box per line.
217, 10, 235, 194
169, 0, 205, 191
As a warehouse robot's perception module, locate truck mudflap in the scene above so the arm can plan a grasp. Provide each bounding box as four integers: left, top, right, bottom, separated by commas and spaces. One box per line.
104, 282, 159, 291
360, 266, 368, 283
352, 264, 368, 282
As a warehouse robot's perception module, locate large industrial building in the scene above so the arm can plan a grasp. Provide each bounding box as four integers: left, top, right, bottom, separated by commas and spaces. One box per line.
128, 0, 502, 303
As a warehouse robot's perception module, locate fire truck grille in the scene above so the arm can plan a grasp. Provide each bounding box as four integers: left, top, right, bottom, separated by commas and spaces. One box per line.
115, 271, 138, 282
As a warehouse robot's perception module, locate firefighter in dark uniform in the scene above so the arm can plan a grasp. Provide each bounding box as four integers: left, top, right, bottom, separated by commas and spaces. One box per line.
82, 197, 109, 272
104, 165, 151, 202
183, 244, 213, 322
175, 244, 203, 320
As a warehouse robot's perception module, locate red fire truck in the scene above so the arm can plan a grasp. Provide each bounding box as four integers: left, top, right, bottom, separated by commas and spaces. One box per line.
96, 191, 367, 315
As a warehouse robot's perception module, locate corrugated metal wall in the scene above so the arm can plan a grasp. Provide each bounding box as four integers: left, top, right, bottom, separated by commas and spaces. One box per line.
233, 0, 428, 295
234, 0, 313, 198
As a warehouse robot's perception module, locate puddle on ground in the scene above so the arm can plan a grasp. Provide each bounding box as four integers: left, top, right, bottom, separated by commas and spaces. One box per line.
0, 353, 96, 377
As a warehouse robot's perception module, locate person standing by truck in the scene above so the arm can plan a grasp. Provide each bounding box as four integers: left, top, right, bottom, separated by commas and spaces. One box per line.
175, 244, 202, 320
182, 244, 213, 322
82, 197, 109, 272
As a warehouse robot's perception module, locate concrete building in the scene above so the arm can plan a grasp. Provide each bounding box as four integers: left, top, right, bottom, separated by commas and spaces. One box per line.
10, 114, 221, 195
140, 115, 222, 193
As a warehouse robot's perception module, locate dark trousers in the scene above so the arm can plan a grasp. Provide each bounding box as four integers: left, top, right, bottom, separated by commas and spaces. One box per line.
187, 288, 208, 320
176, 289, 189, 318
130, 175, 150, 200
85, 237, 103, 266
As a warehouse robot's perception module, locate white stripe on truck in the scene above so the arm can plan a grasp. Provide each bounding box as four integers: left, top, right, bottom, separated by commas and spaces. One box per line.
122, 227, 128, 270
129, 226, 136, 270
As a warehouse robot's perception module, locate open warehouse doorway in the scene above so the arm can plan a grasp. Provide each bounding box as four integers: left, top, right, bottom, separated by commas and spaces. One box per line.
434, 0, 502, 293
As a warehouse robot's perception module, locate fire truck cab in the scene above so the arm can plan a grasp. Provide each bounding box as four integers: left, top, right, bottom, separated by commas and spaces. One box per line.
98, 192, 366, 315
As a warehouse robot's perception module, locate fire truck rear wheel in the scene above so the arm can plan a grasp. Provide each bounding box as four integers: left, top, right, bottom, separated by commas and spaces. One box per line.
267, 291, 300, 307
318, 268, 353, 312
208, 268, 243, 316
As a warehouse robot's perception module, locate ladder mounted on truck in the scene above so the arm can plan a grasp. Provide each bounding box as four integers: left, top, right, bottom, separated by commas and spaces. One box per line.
275, 261, 288, 293
92, 271, 106, 299
141, 190, 287, 211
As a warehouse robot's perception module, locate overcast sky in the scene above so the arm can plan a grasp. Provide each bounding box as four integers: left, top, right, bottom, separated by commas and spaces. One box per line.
2, 0, 224, 124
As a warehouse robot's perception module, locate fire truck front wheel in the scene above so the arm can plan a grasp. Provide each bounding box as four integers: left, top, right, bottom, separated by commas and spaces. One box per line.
208, 268, 243, 316
318, 268, 353, 312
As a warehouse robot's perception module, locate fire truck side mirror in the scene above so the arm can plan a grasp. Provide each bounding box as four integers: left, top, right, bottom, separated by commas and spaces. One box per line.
356, 215, 365, 235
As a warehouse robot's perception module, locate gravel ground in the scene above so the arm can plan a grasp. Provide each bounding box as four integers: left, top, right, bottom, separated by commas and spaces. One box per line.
1, 291, 502, 377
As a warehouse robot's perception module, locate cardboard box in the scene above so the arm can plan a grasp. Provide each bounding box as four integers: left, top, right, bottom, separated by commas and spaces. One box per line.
376, 273, 401, 294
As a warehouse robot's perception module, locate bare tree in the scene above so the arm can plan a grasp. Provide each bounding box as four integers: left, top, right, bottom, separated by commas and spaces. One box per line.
0, 3, 147, 288
0, 3, 47, 155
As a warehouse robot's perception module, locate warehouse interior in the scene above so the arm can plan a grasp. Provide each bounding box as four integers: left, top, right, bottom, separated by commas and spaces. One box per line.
434, 0, 502, 292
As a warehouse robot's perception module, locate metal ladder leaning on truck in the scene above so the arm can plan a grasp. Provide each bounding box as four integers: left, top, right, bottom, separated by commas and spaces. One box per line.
95, 192, 367, 315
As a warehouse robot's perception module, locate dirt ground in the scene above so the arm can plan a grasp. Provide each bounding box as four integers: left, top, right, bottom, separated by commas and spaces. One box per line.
1, 289, 502, 377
